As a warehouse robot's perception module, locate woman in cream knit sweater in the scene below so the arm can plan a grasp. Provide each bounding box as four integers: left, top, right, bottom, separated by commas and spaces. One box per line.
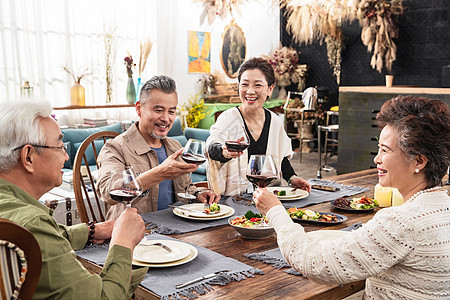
254, 95, 450, 299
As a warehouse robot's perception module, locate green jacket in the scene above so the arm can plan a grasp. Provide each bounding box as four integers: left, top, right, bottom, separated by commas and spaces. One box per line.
0, 179, 147, 299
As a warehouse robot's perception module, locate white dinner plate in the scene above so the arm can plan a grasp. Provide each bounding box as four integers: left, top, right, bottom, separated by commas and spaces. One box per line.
133, 240, 192, 264
266, 186, 309, 201
173, 204, 235, 220
305, 230, 350, 244
132, 243, 198, 267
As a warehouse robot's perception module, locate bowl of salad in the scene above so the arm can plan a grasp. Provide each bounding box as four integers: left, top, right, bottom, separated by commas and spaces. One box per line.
228, 210, 274, 239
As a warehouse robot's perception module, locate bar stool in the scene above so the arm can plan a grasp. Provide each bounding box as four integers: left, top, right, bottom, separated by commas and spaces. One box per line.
317, 111, 339, 178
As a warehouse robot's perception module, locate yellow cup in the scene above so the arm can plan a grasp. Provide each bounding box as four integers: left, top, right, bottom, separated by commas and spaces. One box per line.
391, 188, 404, 206
374, 184, 392, 207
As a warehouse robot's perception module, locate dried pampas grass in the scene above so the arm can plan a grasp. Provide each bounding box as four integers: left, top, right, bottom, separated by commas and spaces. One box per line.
138, 39, 152, 78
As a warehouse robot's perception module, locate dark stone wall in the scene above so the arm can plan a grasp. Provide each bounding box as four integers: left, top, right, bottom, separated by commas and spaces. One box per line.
281, 1, 450, 107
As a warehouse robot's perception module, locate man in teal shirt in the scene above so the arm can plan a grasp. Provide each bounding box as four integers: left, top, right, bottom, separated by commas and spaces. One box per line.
0, 100, 148, 299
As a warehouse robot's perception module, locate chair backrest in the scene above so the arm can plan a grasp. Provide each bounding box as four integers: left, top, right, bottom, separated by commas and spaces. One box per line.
0, 218, 41, 300
73, 131, 120, 223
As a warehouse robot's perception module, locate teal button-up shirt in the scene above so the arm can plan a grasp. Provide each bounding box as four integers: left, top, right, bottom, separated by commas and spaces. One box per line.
0, 179, 147, 299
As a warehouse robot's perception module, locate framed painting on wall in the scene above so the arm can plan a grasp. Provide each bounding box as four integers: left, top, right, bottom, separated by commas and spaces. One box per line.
220, 20, 246, 78
188, 31, 211, 73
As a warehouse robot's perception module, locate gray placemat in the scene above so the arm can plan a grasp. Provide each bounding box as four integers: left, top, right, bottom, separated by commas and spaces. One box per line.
234, 179, 370, 209
76, 233, 263, 299
142, 198, 258, 235
244, 223, 363, 276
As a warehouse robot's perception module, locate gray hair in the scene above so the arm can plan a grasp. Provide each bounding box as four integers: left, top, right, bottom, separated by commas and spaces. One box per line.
139, 75, 177, 105
0, 100, 52, 172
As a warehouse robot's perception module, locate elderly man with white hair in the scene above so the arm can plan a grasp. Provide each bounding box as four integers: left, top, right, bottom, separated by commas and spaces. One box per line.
0, 100, 148, 299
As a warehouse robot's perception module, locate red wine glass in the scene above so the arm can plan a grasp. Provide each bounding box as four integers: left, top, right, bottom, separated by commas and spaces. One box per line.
246, 155, 278, 227
225, 125, 250, 186
177, 139, 207, 200
108, 167, 143, 208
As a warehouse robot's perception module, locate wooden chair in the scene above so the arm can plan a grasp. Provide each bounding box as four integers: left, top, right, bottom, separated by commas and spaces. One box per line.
0, 218, 42, 300
73, 131, 120, 223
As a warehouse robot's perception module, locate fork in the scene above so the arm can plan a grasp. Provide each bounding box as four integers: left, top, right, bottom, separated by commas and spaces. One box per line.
139, 242, 172, 253
141, 233, 172, 253
204, 202, 210, 211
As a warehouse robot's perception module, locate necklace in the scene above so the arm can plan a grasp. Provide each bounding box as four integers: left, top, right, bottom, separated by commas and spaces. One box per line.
405, 186, 442, 203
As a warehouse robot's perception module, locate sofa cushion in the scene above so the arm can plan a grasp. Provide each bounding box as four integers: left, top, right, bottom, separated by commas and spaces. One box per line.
170, 135, 187, 147
167, 118, 183, 136
62, 122, 122, 168
184, 127, 210, 142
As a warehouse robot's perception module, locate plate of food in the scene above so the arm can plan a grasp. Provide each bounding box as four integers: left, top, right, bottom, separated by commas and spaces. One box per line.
132, 242, 198, 267
266, 186, 309, 201
331, 196, 378, 211
172, 203, 235, 220
286, 207, 347, 224
228, 211, 274, 239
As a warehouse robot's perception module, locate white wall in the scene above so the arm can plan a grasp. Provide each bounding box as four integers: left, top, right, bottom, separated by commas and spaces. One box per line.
171, 0, 280, 105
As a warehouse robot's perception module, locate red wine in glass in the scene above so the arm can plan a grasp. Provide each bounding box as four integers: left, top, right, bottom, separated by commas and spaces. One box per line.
109, 188, 142, 204
108, 167, 143, 207
181, 152, 207, 165
225, 141, 250, 152
246, 175, 277, 188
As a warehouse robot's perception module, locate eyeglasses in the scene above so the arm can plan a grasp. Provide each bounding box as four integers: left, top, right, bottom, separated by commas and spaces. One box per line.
238, 83, 267, 92
12, 144, 67, 153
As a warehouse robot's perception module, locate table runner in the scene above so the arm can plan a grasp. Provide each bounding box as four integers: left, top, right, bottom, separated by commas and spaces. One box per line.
76, 233, 263, 299
244, 223, 363, 276
142, 180, 369, 235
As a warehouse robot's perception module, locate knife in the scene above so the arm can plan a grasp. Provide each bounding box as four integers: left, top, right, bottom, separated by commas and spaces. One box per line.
312, 185, 340, 192
176, 270, 229, 289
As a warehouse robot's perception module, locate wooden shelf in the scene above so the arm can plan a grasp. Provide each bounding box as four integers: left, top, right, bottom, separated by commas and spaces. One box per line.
53, 104, 134, 110
339, 86, 450, 95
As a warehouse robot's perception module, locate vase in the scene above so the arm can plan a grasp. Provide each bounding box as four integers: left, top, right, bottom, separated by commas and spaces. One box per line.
126, 77, 136, 105
135, 77, 142, 103
70, 82, 85, 106
277, 79, 290, 100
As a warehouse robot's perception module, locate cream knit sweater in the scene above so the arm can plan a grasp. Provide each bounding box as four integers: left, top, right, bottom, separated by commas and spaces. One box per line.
267, 190, 450, 299
206, 107, 293, 196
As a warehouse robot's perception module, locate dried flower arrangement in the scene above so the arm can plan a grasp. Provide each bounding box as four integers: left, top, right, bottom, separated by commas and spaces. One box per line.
124, 54, 135, 78
104, 24, 116, 104
138, 39, 153, 78
63, 66, 91, 84
357, 0, 403, 73
265, 46, 308, 91
281, 0, 403, 75
198, 73, 217, 96
195, 0, 247, 25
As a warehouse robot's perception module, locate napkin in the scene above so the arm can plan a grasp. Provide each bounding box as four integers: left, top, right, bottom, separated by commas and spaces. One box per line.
76, 234, 263, 299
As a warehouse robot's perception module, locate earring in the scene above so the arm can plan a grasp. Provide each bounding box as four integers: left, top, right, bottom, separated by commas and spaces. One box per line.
415, 168, 420, 173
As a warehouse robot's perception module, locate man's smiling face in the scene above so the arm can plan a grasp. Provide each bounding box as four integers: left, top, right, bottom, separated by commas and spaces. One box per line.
136, 89, 178, 145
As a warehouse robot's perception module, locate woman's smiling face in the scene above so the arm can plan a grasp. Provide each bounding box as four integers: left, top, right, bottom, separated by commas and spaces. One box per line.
373, 125, 417, 191
238, 69, 274, 110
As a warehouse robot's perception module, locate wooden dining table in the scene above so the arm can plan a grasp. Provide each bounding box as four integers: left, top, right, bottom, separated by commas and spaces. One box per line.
79, 168, 449, 299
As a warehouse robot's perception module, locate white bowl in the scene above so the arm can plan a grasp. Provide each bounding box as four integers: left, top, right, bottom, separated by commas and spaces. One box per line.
228, 216, 275, 239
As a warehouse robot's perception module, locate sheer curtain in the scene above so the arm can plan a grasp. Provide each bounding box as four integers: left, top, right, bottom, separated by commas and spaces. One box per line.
0, 0, 168, 107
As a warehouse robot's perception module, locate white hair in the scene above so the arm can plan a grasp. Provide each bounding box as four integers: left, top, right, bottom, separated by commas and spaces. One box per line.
0, 100, 52, 172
